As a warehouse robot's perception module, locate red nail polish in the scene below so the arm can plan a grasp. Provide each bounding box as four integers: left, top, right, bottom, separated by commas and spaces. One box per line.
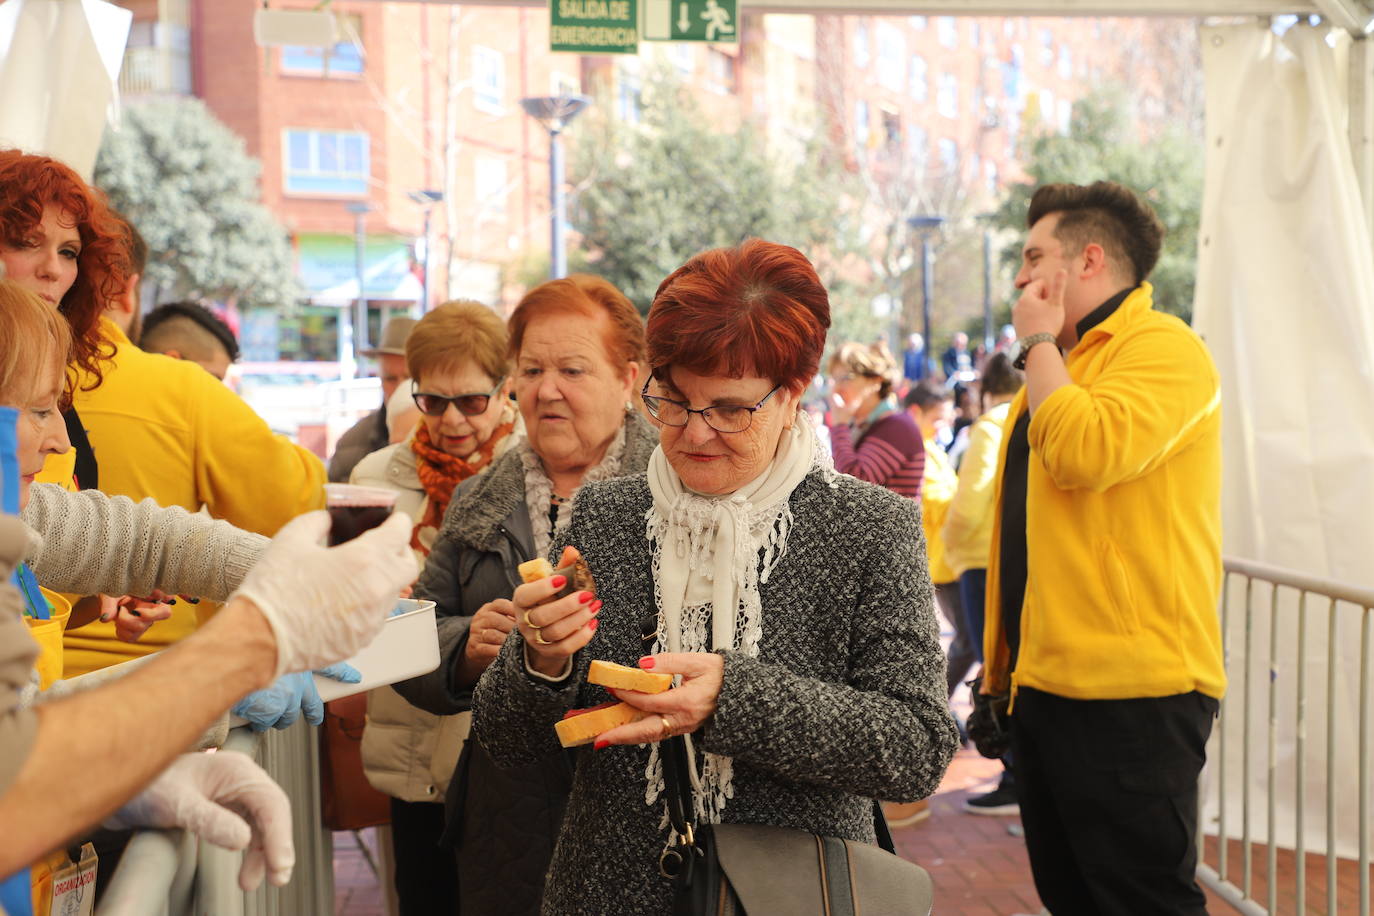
639, 656, 655, 669
550, 575, 567, 588
578, 591, 594, 603
590, 600, 603, 614
588, 618, 599, 631
593, 739, 610, 750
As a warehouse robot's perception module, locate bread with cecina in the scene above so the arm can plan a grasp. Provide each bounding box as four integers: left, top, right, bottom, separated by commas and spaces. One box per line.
588, 659, 671, 694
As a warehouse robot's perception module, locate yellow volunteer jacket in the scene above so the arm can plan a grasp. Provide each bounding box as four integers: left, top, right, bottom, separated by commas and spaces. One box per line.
920, 436, 958, 585
40, 318, 326, 676
983, 283, 1225, 702
942, 401, 1012, 578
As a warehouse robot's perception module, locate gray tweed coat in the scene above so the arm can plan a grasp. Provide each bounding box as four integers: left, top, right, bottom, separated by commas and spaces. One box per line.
472, 468, 959, 915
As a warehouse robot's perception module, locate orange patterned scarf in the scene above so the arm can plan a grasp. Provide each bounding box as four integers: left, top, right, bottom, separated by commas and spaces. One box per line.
410, 420, 515, 555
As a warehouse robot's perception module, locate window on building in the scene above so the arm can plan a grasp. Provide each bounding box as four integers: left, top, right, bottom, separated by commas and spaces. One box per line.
937, 17, 958, 48
854, 21, 870, 69
1058, 46, 1072, 80
909, 15, 927, 29
971, 22, 981, 48
283, 129, 369, 196
854, 100, 870, 148
1057, 98, 1072, 133
909, 54, 928, 102
1004, 19, 1015, 37
876, 22, 905, 91
985, 159, 999, 193
473, 46, 505, 113
617, 69, 643, 123
908, 125, 928, 167
1039, 29, 1055, 67
937, 73, 958, 119
707, 48, 737, 94
474, 157, 508, 217
881, 108, 901, 150
938, 137, 958, 175
668, 43, 694, 74
281, 14, 363, 75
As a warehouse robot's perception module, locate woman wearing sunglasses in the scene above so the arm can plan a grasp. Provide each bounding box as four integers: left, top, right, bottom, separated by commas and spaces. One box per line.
351, 300, 520, 915
472, 240, 958, 915
388, 275, 656, 915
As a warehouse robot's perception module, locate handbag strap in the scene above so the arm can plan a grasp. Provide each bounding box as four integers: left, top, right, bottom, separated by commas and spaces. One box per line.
661, 733, 697, 842
872, 799, 896, 854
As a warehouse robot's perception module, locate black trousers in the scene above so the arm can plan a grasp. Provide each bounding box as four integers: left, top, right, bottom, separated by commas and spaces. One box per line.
389, 798, 457, 916
1011, 687, 1218, 916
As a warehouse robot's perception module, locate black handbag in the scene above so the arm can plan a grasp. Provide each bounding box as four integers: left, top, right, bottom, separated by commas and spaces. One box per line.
965, 673, 1012, 760
656, 732, 934, 916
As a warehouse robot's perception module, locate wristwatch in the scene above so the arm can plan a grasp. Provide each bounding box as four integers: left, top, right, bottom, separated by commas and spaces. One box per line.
1013, 333, 1059, 370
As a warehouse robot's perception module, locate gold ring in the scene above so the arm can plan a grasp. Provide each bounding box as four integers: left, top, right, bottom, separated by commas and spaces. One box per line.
534, 631, 551, 646
522, 609, 541, 630
660, 717, 672, 738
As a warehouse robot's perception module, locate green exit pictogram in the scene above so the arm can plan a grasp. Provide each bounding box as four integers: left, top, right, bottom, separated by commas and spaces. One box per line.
642, 0, 738, 43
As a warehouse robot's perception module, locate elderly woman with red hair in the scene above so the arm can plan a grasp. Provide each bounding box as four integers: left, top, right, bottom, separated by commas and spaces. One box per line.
473, 240, 958, 914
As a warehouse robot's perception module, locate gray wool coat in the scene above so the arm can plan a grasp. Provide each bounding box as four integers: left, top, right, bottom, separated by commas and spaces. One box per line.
472, 468, 960, 916
390, 412, 659, 915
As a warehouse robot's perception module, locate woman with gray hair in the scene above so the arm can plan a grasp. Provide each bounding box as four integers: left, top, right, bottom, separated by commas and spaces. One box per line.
474, 240, 957, 914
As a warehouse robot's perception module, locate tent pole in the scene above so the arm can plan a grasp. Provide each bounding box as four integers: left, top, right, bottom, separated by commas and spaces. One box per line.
1349, 35, 1374, 244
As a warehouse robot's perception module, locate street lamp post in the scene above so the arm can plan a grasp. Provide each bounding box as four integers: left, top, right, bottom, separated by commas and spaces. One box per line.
520, 95, 591, 279
346, 202, 373, 370
408, 189, 444, 312
908, 214, 946, 380
982, 228, 994, 353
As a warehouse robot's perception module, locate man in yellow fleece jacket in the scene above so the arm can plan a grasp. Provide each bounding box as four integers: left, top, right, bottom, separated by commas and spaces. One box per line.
984, 181, 1223, 915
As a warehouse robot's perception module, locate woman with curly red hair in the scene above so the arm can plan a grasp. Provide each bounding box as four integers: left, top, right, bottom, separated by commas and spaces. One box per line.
0, 149, 133, 487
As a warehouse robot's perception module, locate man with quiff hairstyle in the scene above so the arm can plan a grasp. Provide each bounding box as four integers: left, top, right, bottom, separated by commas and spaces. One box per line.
981, 181, 1224, 914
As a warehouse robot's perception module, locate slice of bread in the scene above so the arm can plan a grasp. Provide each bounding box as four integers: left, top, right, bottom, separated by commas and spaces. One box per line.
588, 659, 672, 694
554, 701, 647, 747
517, 558, 555, 584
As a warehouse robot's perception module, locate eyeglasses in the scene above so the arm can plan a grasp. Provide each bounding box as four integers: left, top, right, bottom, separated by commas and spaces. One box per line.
640, 378, 781, 433
411, 378, 505, 417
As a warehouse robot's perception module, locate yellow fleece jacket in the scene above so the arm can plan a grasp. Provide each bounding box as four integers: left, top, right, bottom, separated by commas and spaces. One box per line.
942, 402, 1011, 578
983, 284, 1225, 701
920, 436, 958, 585
41, 318, 325, 676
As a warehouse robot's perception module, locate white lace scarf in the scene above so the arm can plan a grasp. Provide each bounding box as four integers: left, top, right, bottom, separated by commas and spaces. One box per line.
642, 415, 835, 832
521, 420, 629, 561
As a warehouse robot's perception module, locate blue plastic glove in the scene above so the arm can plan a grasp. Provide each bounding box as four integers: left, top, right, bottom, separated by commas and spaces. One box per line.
231, 664, 362, 732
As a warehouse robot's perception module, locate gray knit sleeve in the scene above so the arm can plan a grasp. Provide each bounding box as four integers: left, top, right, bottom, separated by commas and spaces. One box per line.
0, 517, 38, 795
22, 484, 268, 601
699, 496, 959, 803
472, 631, 585, 765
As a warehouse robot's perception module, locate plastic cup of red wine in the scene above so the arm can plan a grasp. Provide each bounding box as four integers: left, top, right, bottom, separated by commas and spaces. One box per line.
324, 484, 399, 546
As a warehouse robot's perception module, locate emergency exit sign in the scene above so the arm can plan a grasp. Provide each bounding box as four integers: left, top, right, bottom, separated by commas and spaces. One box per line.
642, 0, 738, 43
550, 0, 639, 55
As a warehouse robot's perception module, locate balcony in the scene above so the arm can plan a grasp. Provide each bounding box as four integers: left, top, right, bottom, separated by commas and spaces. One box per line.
119, 22, 192, 98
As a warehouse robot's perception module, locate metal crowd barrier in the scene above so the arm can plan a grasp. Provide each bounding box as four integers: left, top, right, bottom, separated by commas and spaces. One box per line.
1197, 556, 1374, 915
97, 721, 334, 916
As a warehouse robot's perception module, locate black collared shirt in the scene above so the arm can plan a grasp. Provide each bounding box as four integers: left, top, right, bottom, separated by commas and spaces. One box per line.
996, 286, 1133, 668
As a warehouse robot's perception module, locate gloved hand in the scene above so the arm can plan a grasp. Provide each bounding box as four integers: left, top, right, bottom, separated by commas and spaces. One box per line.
231, 663, 362, 731
229, 511, 416, 678
103, 750, 294, 891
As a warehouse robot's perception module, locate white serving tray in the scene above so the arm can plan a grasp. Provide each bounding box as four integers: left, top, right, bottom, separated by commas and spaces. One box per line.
229, 599, 439, 727
314, 598, 439, 702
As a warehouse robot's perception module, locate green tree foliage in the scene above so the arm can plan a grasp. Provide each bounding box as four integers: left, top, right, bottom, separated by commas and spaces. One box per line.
94, 98, 299, 309
993, 87, 1203, 321
569, 69, 873, 332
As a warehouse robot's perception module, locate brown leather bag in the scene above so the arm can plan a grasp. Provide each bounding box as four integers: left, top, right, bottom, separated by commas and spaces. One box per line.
319, 694, 391, 830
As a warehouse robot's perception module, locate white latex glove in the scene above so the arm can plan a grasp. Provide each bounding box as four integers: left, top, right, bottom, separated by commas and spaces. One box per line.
229, 510, 417, 678
103, 751, 294, 891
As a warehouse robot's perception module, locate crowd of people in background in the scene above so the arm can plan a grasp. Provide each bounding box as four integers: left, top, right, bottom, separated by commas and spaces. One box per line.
0, 143, 1223, 916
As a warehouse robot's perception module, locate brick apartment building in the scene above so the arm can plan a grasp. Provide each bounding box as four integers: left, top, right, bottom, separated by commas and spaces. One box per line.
113, 0, 1195, 363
